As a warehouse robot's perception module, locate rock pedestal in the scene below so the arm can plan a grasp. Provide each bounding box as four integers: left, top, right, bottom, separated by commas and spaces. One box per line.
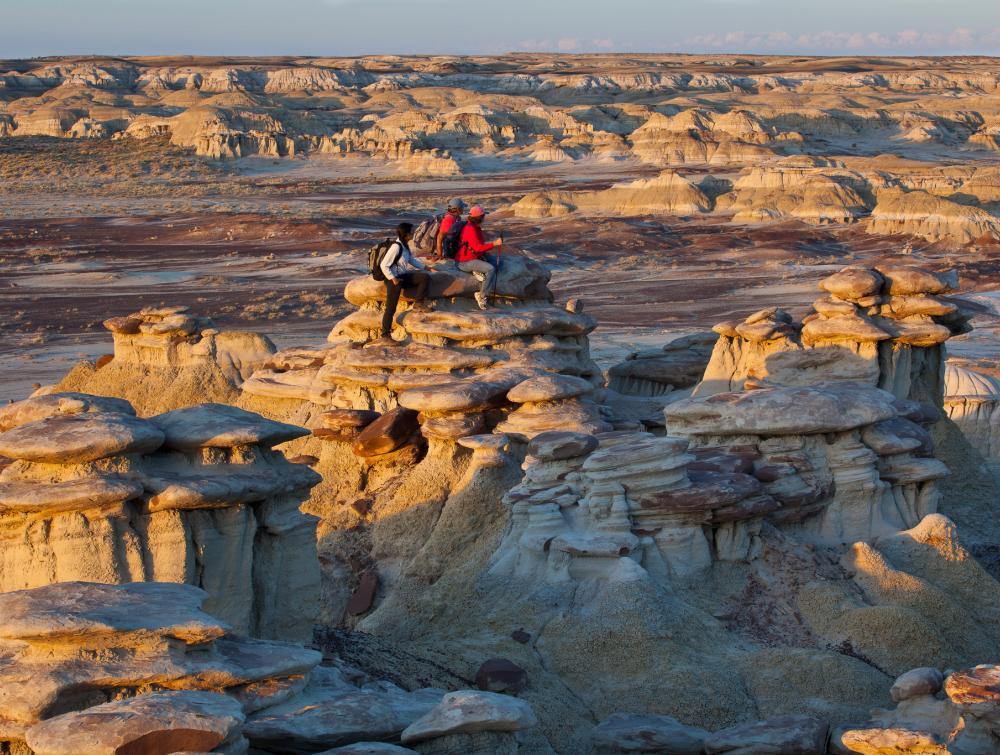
0, 393, 321, 641
56, 306, 276, 415
697, 265, 970, 407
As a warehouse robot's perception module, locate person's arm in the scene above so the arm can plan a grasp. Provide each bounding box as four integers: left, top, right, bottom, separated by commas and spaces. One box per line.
407, 247, 427, 271
464, 226, 495, 255
380, 242, 401, 282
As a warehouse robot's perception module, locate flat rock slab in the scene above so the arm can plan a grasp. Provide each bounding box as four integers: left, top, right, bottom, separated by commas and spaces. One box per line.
877, 266, 958, 296
0, 477, 144, 515
704, 714, 828, 755
667, 382, 897, 437
151, 404, 309, 450
0, 581, 227, 644
142, 463, 322, 510
593, 712, 708, 754
24, 690, 244, 755
340, 342, 495, 371
508, 373, 594, 403
245, 667, 442, 751
0, 412, 164, 463
401, 690, 537, 745
0, 393, 135, 432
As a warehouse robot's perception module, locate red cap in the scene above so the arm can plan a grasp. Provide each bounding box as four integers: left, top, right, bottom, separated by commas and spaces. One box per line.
468, 205, 487, 218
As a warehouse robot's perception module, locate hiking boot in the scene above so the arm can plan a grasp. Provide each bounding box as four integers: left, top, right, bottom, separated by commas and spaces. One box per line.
474, 292, 489, 310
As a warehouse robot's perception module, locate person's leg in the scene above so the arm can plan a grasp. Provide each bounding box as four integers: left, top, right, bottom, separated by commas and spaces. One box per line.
381, 278, 403, 338
405, 271, 429, 301
458, 258, 496, 295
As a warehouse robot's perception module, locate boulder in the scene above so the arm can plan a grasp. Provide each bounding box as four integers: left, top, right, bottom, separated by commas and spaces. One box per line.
593, 712, 709, 754
400, 691, 537, 745
836, 726, 947, 754
0, 412, 164, 463
704, 714, 828, 754
353, 408, 420, 457
151, 403, 309, 449
24, 691, 245, 755
944, 665, 1000, 722
891, 667, 944, 703
877, 266, 958, 296
819, 267, 884, 300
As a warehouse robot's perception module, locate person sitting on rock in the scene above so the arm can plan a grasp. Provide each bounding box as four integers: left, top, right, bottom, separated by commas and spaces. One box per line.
435, 197, 467, 258
378, 222, 429, 345
456, 205, 504, 310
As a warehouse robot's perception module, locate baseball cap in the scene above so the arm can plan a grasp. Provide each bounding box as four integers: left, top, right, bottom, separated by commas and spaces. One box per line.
468, 205, 487, 218
447, 197, 467, 211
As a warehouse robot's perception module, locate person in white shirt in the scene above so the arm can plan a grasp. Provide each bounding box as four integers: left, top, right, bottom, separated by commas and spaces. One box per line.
379, 222, 429, 343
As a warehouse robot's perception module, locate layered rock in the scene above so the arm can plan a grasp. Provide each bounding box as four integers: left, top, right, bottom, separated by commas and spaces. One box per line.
0, 580, 521, 754
240, 256, 609, 443
0, 393, 320, 640
56, 306, 276, 415
607, 331, 717, 397
835, 662, 1000, 754
698, 265, 970, 407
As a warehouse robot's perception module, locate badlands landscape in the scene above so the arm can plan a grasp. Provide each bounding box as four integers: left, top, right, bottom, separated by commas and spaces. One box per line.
2, 52, 1000, 753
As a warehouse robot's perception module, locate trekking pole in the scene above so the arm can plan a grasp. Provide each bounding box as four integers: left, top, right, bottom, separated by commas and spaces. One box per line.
492, 231, 503, 306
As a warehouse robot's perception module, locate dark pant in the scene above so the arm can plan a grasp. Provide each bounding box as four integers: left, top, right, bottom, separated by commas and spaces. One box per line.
382, 272, 429, 337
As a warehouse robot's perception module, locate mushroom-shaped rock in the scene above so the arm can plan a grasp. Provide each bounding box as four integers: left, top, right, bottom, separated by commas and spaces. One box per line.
353, 408, 420, 457
527, 431, 599, 462
667, 382, 897, 437
0, 392, 136, 432
878, 266, 958, 296
150, 404, 309, 449
24, 690, 246, 755
0, 581, 228, 644
593, 712, 709, 754
0, 412, 164, 463
880, 295, 957, 319
891, 667, 944, 703
879, 319, 952, 348
704, 714, 828, 755
400, 690, 537, 745
456, 433, 512, 468
508, 373, 594, 403
0, 477, 144, 515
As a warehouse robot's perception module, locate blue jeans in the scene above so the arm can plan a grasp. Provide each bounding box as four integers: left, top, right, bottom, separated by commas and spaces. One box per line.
458, 253, 497, 297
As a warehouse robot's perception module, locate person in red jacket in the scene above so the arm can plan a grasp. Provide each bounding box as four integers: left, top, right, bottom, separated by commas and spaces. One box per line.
456, 205, 504, 309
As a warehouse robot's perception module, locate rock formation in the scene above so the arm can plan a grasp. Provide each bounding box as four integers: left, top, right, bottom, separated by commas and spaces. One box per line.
56, 306, 275, 415
0, 580, 537, 754
943, 362, 1000, 479
0, 393, 320, 640
699, 265, 971, 406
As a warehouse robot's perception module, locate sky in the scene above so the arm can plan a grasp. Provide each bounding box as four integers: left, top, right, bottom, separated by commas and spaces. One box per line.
2, 0, 999, 59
